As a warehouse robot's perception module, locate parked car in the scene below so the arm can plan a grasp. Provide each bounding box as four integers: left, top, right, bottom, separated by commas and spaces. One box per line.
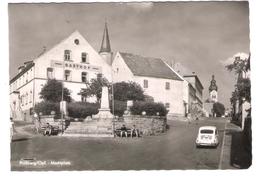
196, 126, 219, 148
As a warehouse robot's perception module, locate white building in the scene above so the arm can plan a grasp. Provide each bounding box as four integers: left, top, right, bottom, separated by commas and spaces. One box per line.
10, 27, 112, 121
10, 23, 194, 121
112, 52, 185, 117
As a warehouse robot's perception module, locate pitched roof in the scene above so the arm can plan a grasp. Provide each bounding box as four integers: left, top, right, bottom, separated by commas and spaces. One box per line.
10, 62, 35, 84
183, 74, 204, 89
119, 52, 183, 81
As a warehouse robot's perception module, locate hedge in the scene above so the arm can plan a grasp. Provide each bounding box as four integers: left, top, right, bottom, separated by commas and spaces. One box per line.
110, 100, 127, 117
34, 101, 60, 115
130, 101, 168, 116
67, 102, 99, 118
34, 101, 100, 119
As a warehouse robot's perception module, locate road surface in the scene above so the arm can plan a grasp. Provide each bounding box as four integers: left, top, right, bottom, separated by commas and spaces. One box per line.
11, 117, 229, 170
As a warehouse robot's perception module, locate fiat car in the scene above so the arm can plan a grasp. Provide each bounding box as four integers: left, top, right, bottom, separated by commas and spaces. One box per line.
196, 126, 219, 148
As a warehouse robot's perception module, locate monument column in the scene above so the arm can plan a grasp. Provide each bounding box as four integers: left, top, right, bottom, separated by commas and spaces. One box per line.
93, 86, 114, 119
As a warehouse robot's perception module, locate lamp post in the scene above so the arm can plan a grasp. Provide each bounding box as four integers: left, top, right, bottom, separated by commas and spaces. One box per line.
111, 68, 117, 136
60, 61, 65, 134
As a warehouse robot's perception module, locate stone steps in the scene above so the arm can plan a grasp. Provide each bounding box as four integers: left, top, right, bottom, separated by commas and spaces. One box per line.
62, 133, 114, 137
62, 120, 113, 137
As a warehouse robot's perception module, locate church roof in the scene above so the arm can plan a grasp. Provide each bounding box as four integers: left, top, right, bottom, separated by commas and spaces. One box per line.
119, 52, 183, 81
99, 22, 111, 53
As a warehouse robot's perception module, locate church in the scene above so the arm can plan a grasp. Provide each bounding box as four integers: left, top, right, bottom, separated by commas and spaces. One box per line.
10, 23, 193, 121
204, 75, 218, 117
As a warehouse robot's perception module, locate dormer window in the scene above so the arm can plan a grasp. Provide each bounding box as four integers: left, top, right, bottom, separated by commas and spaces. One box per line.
64, 50, 71, 61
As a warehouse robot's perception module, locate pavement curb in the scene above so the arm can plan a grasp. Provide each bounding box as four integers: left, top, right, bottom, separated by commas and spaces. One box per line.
219, 121, 242, 169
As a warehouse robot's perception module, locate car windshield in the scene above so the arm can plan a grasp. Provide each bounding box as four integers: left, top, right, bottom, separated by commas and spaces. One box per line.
200, 129, 214, 134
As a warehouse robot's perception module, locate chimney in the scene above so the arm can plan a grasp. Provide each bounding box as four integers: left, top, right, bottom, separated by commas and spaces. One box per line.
18, 65, 25, 73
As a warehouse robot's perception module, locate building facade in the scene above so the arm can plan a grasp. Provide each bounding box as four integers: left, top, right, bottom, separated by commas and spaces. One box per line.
183, 74, 204, 109
112, 52, 185, 117
10, 30, 112, 121
10, 23, 203, 121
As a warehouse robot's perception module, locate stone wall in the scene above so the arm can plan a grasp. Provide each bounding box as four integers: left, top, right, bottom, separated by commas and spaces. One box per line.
114, 115, 167, 136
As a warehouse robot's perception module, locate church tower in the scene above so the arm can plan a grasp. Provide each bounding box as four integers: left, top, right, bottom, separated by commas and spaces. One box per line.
209, 75, 218, 103
99, 22, 113, 65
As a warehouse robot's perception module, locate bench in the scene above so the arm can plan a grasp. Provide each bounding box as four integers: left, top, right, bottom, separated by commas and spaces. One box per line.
114, 128, 140, 138
41, 125, 59, 135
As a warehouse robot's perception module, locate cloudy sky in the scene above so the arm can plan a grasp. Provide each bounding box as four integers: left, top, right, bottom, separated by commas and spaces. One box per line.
8, 1, 250, 108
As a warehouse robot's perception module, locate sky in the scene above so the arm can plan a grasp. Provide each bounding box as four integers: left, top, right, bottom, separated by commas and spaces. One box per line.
8, 1, 250, 108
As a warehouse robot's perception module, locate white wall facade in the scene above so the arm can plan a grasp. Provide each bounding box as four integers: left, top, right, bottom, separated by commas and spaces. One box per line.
112, 52, 185, 116
10, 31, 112, 121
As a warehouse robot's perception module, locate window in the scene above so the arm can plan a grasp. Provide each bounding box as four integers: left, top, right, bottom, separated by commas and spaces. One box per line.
81, 72, 88, 83
74, 39, 79, 45
25, 93, 28, 105
143, 80, 148, 88
200, 129, 214, 134
47, 68, 54, 79
165, 82, 170, 90
26, 72, 28, 82
165, 103, 170, 109
64, 50, 71, 61
65, 70, 71, 81
81, 52, 88, 63
30, 91, 32, 103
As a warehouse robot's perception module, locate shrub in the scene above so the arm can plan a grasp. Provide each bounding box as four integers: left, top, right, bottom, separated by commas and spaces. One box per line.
34, 101, 60, 115
130, 101, 168, 116
110, 100, 127, 117
67, 102, 99, 118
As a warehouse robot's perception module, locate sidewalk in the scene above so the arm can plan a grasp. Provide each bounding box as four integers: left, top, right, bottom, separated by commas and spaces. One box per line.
220, 121, 252, 169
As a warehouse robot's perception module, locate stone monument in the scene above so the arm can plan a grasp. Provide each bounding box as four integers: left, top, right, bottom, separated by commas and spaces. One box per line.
93, 86, 114, 119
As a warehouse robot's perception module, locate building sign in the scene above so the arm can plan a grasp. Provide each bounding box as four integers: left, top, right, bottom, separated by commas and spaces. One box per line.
51, 60, 102, 73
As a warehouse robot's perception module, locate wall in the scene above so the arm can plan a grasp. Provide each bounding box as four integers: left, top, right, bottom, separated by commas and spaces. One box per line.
34, 31, 112, 82
112, 52, 134, 82
114, 115, 167, 136
134, 76, 184, 116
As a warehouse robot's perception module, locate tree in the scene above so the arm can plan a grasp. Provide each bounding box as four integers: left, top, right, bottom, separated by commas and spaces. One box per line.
113, 81, 145, 101
213, 102, 225, 117
226, 54, 251, 103
79, 74, 110, 103
39, 79, 71, 102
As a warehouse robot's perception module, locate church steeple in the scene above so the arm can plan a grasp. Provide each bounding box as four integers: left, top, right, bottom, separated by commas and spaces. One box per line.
99, 22, 113, 65
99, 22, 111, 53
209, 75, 218, 103
209, 75, 218, 92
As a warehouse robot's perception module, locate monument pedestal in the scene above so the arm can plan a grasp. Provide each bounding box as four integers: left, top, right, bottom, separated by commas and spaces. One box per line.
62, 86, 114, 137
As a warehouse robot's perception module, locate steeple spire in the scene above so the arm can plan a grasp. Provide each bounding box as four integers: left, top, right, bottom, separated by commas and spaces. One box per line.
99, 22, 111, 53
209, 75, 218, 92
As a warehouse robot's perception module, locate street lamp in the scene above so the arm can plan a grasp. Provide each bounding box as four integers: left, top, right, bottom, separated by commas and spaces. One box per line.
60, 61, 65, 134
